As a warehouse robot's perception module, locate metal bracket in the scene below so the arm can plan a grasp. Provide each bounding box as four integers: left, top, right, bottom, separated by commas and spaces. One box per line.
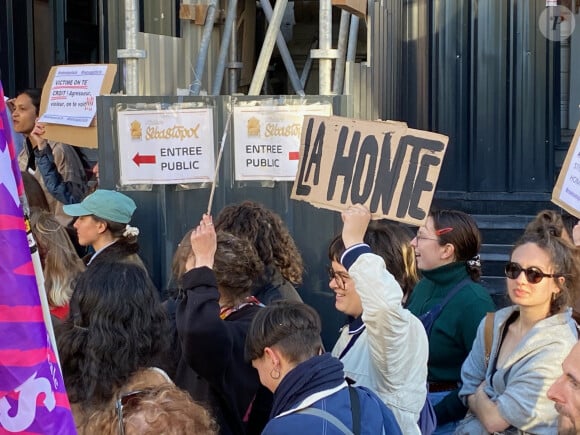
310, 49, 341, 59
117, 48, 147, 59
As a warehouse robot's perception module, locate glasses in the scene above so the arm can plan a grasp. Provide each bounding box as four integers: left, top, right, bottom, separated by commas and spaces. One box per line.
504, 262, 561, 284
328, 267, 350, 288
414, 226, 453, 243
116, 390, 147, 435
415, 234, 439, 242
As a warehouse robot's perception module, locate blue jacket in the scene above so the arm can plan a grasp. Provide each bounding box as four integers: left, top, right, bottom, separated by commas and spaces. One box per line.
262, 354, 402, 435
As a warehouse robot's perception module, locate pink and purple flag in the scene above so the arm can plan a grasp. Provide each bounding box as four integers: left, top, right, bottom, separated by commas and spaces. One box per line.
0, 84, 77, 433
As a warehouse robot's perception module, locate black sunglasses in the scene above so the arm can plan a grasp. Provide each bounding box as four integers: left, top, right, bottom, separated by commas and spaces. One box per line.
116, 390, 147, 435
504, 262, 561, 284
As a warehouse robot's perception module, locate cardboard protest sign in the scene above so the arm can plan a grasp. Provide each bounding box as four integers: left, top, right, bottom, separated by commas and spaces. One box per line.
39, 64, 117, 149
552, 121, 580, 218
290, 115, 449, 226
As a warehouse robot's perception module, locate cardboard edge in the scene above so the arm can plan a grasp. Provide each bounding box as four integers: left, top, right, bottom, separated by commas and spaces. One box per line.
40, 64, 117, 149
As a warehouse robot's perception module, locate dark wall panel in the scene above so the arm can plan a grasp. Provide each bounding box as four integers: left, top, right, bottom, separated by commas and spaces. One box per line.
399, 0, 558, 194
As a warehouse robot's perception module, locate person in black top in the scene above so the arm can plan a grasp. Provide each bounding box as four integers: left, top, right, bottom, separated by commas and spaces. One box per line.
175, 214, 272, 435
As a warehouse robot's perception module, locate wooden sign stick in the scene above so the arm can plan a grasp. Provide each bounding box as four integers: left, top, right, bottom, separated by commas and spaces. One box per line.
207, 107, 233, 215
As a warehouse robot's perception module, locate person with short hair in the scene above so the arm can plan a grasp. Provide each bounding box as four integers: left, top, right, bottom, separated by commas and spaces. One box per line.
406, 209, 496, 434
457, 219, 580, 434
245, 300, 402, 435
548, 341, 580, 435
63, 189, 144, 268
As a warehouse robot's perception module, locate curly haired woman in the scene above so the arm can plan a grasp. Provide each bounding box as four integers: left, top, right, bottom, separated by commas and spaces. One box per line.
214, 201, 303, 304
87, 382, 217, 435
56, 261, 171, 433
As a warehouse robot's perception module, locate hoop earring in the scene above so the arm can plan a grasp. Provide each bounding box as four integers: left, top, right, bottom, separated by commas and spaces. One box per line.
269, 368, 280, 380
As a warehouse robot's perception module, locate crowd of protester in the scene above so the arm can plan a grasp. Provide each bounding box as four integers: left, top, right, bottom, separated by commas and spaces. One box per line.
9, 89, 580, 433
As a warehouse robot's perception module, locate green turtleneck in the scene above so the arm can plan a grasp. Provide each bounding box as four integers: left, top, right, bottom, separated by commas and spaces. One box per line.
407, 262, 495, 424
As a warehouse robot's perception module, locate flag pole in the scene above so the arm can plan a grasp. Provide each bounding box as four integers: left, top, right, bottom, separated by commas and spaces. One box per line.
20, 189, 62, 367
207, 101, 234, 215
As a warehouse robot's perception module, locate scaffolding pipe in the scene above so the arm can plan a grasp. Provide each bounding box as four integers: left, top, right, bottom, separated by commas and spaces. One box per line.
318, 0, 332, 95
248, 0, 288, 95
212, 0, 238, 95
332, 9, 350, 95
346, 15, 360, 62
300, 39, 317, 88
117, 0, 145, 95
260, 0, 305, 96
190, 0, 218, 95
228, 15, 239, 94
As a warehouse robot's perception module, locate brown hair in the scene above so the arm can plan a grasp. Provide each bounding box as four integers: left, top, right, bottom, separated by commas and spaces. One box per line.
215, 201, 304, 284
30, 210, 85, 307
81, 383, 217, 435
171, 229, 193, 286
123, 384, 218, 435
328, 220, 419, 297
245, 301, 323, 364
213, 231, 264, 306
430, 209, 482, 281
517, 214, 580, 315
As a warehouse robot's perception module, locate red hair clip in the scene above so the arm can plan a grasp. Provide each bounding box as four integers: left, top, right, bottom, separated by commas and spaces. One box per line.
435, 227, 453, 236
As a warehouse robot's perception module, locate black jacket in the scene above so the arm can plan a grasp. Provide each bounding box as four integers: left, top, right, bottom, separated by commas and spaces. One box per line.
175, 267, 271, 435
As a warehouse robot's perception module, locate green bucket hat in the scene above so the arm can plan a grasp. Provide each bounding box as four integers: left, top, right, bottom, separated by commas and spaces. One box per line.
63, 189, 136, 224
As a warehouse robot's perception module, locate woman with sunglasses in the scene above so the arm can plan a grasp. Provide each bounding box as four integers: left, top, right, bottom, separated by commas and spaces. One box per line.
406, 209, 495, 434
457, 221, 580, 434
328, 204, 428, 434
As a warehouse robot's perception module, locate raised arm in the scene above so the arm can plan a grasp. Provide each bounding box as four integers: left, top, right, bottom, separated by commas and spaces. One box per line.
340, 205, 428, 400
177, 215, 236, 380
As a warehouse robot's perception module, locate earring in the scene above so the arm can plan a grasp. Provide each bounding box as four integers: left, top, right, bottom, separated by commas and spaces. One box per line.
269, 367, 280, 380
552, 292, 558, 302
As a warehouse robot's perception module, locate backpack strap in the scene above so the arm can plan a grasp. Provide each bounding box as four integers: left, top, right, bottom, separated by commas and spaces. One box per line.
484, 312, 495, 367
294, 408, 354, 435
348, 386, 361, 435
419, 277, 471, 335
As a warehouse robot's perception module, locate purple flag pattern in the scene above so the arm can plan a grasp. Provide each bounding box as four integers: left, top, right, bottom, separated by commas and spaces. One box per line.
0, 83, 77, 434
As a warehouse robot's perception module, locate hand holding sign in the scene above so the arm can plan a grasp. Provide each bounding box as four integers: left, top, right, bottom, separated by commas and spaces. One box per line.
341, 204, 371, 249
573, 221, 580, 247
29, 122, 48, 150
187, 214, 216, 270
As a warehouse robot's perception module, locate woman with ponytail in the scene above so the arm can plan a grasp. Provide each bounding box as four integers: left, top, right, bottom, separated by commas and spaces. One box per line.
63, 189, 145, 269
406, 209, 496, 434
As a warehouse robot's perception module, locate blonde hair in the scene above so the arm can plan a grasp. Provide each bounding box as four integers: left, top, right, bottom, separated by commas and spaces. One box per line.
80, 383, 218, 435
30, 211, 85, 307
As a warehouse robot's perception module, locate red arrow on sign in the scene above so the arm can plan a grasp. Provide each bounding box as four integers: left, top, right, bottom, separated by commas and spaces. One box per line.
133, 153, 156, 167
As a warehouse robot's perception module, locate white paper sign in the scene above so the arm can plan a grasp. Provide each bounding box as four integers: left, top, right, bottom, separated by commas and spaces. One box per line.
38, 65, 107, 127
117, 109, 215, 185
557, 133, 580, 213
233, 104, 333, 181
